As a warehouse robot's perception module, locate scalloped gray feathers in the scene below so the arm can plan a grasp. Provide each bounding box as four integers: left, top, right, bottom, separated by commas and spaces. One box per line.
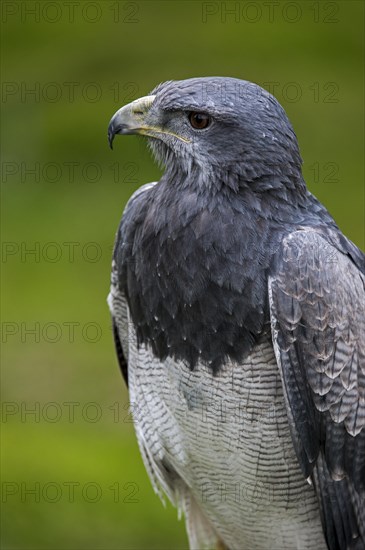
269, 229, 365, 549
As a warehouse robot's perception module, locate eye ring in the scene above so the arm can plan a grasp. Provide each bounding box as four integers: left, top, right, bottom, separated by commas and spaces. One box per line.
188, 112, 211, 130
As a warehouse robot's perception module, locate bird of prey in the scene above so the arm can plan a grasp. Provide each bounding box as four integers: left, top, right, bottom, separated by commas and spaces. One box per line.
107, 77, 365, 550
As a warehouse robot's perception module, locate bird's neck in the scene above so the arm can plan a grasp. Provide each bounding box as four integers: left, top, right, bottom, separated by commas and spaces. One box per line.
160, 163, 308, 226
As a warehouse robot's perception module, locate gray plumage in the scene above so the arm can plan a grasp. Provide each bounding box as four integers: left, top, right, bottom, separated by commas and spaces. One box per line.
107, 77, 365, 550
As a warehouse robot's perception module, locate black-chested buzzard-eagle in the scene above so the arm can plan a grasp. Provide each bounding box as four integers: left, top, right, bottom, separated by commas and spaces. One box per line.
107, 77, 365, 550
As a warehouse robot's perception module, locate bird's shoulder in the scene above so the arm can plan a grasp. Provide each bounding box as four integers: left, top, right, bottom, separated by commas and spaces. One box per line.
113, 181, 158, 267
272, 225, 365, 278
122, 180, 158, 221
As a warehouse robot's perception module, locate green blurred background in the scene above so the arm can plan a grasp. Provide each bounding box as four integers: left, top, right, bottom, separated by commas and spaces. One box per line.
1, 1, 364, 548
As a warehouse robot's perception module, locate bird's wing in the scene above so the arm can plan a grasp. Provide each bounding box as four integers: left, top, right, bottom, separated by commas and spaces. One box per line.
268, 229, 365, 550
108, 260, 129, 383
108, 181, 159, 385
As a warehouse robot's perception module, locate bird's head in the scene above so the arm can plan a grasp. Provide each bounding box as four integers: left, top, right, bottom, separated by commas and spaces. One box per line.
108, 77, 304, 192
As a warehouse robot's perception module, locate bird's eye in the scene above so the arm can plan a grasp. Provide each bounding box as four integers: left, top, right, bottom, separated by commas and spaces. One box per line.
188, 112, 211, 130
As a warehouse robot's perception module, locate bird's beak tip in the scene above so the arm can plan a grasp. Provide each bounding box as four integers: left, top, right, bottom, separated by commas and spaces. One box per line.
108, 131, 114, 150
107, 95, 156, 151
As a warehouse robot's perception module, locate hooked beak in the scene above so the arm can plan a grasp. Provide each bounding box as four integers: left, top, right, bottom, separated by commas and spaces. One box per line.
107, 95, 156, 149
108, 94, 191, 149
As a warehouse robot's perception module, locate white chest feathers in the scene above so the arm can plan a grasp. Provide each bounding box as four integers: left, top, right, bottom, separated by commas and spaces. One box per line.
127, 326, 326, 550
